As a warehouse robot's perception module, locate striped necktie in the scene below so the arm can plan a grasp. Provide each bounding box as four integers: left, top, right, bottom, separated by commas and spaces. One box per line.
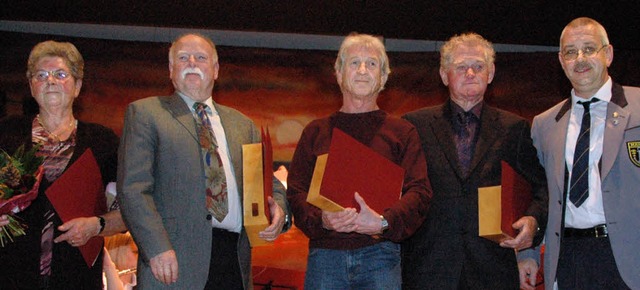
569, 98, 598, 207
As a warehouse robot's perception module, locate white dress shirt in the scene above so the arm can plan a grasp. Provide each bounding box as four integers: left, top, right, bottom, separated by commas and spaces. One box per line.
563, 77, 612, 229
179, 93, 242, 233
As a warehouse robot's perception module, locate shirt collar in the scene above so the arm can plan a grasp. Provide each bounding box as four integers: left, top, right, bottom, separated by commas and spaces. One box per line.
177, 92, 216, 115
450, 100, 483, 119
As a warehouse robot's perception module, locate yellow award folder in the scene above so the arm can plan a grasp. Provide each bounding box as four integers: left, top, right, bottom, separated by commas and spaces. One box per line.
242, 128, 273, 247
478, 161, 532, 243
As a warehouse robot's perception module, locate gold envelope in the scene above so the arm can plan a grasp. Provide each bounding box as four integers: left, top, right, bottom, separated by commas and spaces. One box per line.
242, 143, 270, 246
478, 161, 533, 243
478, 185, 507, 243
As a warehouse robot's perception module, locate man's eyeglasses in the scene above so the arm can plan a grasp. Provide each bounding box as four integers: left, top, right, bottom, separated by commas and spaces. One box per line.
32, 70, 71, 82
561, 44, 608, 61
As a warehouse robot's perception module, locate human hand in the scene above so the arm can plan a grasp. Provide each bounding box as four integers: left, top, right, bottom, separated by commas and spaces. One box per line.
500, 216, 537, 250
259, 196, 285, 241
150, 250, 179, 285
103, 247, 127, 290
518, 257, 539, 290
353, 192, 383, 236
54, 216, 102, 247
0, 214, 9, 227
322, 207, 357, 233
103, 247, 117, 271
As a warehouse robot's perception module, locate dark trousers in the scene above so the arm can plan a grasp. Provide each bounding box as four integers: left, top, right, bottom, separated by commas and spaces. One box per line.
557, 236, 630, 290
204, 228, 243, 290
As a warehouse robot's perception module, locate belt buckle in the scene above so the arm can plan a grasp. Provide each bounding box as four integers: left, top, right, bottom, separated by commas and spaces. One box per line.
594, 224, 608, 238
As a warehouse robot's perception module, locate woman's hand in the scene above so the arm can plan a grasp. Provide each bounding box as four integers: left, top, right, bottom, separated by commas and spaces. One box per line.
53, 216, 101, 247
0, 214, 9, 227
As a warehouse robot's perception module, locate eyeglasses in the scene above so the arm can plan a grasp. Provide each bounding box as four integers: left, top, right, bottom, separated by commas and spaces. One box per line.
453, 62, 486, 74
561, 44, 608, 61
32, 70, 71, 82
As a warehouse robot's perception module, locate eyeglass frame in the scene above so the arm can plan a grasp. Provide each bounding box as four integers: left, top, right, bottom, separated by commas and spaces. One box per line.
560, 44, 609, 61
31, 69, 72, 82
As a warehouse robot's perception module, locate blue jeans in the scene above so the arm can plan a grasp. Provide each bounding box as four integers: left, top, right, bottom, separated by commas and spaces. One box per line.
304, 241, 401, 290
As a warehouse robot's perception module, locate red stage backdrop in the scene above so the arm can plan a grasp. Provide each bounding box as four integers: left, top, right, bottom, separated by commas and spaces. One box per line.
2, 32, 639, 161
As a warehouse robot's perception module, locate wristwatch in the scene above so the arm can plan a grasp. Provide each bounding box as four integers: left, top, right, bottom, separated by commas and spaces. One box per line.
97, 216, 106, 234
282, 213, 292, 233
380, 215, 389, 232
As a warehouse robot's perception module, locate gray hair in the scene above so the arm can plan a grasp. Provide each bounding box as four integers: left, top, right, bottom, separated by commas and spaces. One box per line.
168, 33, 219, 64
334, 33, 391, 77
559, 17, 610, 48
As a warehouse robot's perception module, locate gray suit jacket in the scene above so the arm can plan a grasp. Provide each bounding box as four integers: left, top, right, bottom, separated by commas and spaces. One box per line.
531, 83, 640, 289
117, 93, 288, 289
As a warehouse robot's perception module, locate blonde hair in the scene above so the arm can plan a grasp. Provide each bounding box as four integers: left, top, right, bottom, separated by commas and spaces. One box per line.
26, 40, 84, 80
440, 32, 495, 70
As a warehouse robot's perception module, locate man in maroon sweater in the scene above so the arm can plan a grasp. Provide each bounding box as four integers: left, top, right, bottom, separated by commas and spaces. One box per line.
286, 33, 432, 289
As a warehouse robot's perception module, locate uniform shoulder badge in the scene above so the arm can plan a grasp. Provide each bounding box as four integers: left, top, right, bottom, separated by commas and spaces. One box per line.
627, 141, 640, 168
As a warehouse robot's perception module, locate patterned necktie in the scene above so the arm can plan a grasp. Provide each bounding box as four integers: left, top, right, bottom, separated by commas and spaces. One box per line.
456, 111, 477, 175
569, 99, 598, 207
194, 102, 228, 222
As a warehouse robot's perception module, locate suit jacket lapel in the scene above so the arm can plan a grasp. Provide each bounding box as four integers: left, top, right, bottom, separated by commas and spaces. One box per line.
601, 83, 630, 180
548, 83, 630, 188
164, 93, 199, 143
469, 105, 500, 175
431, 104, 467, 179
550, 100, 572, 194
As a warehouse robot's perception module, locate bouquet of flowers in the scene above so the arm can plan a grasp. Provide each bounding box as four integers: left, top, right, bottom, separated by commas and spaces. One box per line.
0, 144, 44, 247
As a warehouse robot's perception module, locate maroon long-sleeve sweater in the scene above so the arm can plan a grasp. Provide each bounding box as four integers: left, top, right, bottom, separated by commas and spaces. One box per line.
287, 110, 432, 250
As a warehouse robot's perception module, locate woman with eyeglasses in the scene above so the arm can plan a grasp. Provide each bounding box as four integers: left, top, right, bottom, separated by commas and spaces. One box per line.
0, 40, 126, 289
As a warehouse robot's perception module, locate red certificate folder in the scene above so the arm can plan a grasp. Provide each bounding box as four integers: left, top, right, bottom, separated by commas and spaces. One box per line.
45, 149, 106, 267
478, 161, 533, 243
242, 127, 273, 246
307, 128, 405, 213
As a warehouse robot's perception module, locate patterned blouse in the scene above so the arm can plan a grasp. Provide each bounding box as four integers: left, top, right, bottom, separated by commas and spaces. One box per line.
31, 116, 76, 183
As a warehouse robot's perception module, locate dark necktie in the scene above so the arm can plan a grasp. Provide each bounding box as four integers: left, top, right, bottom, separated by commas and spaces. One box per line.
194, 102, 228, 222
456, 111, 476, 175
569, 99, 598, 207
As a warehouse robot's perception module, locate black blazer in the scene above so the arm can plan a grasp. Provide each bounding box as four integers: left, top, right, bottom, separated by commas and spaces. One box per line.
401, 101, 548, 290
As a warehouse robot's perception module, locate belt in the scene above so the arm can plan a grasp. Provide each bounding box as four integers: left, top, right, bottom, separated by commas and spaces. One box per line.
212, 227, 240, 238
563, 224, 608, 238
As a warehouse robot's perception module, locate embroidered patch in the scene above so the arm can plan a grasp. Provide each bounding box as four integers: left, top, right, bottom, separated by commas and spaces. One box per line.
627, 141, 640, 168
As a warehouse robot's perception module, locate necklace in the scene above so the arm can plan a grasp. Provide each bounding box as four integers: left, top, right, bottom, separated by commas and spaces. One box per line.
36, 114, 76, 142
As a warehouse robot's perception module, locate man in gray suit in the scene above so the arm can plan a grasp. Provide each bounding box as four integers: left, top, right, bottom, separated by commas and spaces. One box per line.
117, 33, 290, 289
520, 17, 640, 289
